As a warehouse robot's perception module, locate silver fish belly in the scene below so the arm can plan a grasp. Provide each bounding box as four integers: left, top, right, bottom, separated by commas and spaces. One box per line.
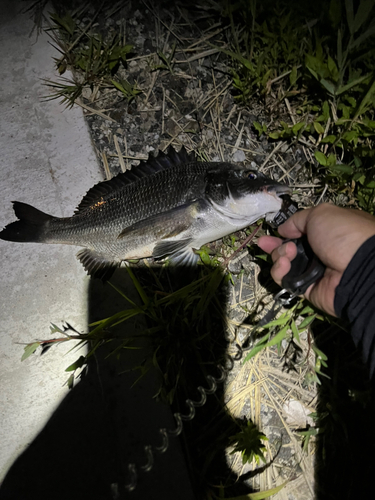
0, 146, 291, 278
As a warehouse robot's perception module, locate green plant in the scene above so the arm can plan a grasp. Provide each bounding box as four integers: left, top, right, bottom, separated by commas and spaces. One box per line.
219, 0, 375, 212
229, 420, 268, 465
217, 0, 312, 99
111, 78, 142, 101
298, 426, 318, 452
244, 301, 328, 384
43, 77, 85, 108
45, 8, 138, 107
69, 32, 132, 79
154, 43, 177, 74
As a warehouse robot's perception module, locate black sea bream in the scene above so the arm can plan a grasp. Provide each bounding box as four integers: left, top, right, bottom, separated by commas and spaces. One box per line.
0, 147, 291, 278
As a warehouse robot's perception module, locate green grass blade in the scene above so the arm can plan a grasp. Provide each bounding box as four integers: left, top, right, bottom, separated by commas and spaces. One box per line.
126, 266, 150, 306
21, 342, 40, 361
345, 0, 354, 35
298, 314, 317, 329
353, 0, 375, 33
108, 281, 138, 307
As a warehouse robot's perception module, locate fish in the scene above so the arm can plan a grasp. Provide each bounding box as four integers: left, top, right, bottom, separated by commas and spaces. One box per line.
0, 146, 291, 279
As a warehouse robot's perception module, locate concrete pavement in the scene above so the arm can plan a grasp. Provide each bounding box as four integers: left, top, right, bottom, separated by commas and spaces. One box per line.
0, 3, 194, 498
0, 0, 101, 480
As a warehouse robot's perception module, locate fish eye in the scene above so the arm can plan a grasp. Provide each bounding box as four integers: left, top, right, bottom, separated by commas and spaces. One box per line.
247, 172, 257, 180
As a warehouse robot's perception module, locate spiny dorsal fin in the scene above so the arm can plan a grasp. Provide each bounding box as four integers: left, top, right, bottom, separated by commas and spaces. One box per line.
75, 146, 195, 213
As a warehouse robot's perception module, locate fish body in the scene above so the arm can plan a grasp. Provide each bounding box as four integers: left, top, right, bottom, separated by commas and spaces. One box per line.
0, 147, 291, 278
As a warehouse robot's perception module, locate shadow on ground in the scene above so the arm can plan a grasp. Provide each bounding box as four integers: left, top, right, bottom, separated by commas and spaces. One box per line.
0, 265, 253, 500
313, 320, 375, 500
2, 264, 375, 500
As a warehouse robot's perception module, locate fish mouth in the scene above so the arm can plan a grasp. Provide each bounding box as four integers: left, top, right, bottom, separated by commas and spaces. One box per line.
264, 184, 293, 200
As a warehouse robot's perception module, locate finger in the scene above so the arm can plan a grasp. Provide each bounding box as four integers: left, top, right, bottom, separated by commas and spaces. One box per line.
257, 235, 283, 254
277, 208, 313, 239
258, 236, 298, 260
270, 256, 291, 286
270, 240, 298, 263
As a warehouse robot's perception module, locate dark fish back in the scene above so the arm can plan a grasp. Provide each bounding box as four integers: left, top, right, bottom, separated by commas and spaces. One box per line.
80, 162, 209, 224
75, 146, 196, 213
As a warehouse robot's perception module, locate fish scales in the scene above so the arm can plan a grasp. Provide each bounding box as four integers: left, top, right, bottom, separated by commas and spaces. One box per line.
0, 146, 292, 279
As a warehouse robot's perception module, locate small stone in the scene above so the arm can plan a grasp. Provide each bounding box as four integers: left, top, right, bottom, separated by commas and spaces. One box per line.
232, 150, 246, 162
81, 87, 92, 100
240, 256, 254, 273
283, 399, 314, 427
228, 259, 242, 274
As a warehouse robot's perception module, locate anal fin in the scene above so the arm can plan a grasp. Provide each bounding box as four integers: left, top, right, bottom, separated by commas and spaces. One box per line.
76, 248, 119, 281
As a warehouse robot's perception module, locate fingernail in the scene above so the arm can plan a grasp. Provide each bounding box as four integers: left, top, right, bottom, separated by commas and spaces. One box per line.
278, 244, 287, 256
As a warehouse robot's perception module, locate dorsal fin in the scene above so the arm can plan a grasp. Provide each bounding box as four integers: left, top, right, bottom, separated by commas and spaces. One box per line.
75, 146, 196, 213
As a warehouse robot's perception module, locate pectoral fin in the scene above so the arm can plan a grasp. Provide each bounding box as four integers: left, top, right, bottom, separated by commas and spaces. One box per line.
152, 238, 193, 256
152, 238, 198, 266
153, 240, 198, 265
168, 248, 199, 266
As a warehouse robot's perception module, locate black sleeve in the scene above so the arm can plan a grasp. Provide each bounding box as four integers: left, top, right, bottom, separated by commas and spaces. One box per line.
334, 234, 375, 376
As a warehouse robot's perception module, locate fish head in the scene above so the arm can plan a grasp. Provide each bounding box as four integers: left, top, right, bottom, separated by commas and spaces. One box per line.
205, 166, 292, 224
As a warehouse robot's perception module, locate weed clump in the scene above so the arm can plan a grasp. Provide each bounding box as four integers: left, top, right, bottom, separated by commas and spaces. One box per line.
44, 5, 140, 107
218, 0, 375, 212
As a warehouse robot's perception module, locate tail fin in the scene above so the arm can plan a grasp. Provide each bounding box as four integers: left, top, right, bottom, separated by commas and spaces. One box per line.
0, 202, 53, 243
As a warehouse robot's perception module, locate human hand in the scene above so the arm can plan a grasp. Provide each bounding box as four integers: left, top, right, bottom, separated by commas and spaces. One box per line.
258, 204, 375, 316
